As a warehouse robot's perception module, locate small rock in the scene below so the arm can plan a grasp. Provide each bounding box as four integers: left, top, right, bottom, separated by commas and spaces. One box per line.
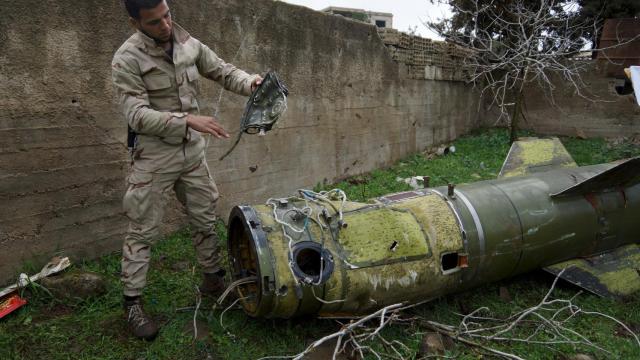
303, 337, 357, 359
575, 128, 587, 140
418, 332, 453, 356
457, 299, 472, 315
499, 286, 512, 302
40, 271, 107, 302
435, 146, 448, 156
434, 145, 456, 156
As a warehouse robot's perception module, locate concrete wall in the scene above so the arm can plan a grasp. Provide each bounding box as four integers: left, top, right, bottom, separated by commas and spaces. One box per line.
0, 0, 480, 283
511, 62, 640, 138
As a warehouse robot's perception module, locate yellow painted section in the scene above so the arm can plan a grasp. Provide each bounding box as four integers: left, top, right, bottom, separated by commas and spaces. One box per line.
501, 138, 577, 178
519, 140, 555, 165
547, 245, 640, 296
395, 195, 463, 254
599, 268, 640, 294
339, 208, 429, 265
251, 194, 466, 317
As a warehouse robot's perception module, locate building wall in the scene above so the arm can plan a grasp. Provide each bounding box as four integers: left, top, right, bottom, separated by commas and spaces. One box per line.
597, 18, 640, 78
514, 62, 640, 138
322, 7, 394, 29
368, 13, 393, 28
0, 0, 481, 284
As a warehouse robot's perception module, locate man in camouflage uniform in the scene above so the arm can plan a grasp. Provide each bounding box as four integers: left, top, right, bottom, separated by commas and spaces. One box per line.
112, 0, 262, 340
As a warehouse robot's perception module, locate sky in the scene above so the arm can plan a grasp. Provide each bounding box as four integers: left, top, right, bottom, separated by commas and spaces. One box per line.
278, 0, 451, 39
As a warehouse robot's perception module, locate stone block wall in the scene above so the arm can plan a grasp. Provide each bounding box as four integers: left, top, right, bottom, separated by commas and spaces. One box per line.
515, 62, 640, 138
0, 0, 481, 283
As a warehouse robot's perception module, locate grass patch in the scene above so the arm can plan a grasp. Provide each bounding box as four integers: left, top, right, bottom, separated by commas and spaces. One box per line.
1, 128, 639, 359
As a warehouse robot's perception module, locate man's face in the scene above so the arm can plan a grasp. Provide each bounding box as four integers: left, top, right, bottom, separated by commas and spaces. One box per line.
131, 0, 173, 43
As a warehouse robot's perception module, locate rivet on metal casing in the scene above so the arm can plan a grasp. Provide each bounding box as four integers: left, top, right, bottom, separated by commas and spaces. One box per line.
448, 183, 456, 198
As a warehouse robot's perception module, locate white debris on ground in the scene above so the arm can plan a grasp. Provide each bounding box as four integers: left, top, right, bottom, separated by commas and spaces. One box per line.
396, 176, 425, 190
0, 257, 71, 298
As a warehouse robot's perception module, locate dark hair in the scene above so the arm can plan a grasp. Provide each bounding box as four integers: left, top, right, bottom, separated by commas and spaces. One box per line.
123, 0, 165, 19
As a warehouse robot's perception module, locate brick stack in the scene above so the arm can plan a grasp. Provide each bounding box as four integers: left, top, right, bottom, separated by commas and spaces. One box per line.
377, 28, 476, 81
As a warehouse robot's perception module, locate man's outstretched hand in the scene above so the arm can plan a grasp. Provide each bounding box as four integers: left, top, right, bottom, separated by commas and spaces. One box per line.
186, 115, 230, 139
251, 76, 263, 92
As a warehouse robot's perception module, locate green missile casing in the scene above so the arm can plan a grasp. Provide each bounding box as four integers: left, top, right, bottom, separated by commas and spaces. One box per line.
227, 140, 640, 319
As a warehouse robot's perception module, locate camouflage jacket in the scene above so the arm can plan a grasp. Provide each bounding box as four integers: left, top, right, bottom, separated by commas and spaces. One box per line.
112, 22, 258, 172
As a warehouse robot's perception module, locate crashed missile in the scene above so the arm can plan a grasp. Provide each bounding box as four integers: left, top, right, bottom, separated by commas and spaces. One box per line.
227, 138, 640, 318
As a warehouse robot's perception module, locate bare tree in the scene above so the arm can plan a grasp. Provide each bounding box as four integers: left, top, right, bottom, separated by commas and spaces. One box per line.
429, 0, 634, 143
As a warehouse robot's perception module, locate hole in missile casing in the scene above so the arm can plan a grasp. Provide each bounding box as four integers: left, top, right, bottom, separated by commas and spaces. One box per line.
277, 285, 288, 296
291, 241, 334, 285
441, 252, 460, 273
390, 241, 399, 252
296, 248, 322, 277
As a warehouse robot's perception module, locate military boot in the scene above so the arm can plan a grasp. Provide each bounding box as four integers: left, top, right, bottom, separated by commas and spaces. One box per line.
124, 297, 159, 341
199, 270, 227, 298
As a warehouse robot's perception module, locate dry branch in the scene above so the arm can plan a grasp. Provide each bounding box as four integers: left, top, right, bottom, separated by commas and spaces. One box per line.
428, 0, 640, 142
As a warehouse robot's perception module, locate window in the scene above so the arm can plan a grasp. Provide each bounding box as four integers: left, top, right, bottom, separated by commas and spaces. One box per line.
375, 20, 386, 28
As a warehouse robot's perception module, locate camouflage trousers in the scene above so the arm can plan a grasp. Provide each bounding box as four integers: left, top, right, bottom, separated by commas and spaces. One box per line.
121, 160, 222, 297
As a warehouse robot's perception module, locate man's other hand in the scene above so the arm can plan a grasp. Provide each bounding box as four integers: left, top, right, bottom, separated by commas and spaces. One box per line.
186, 115, 230, 139
251, 76, 263, 92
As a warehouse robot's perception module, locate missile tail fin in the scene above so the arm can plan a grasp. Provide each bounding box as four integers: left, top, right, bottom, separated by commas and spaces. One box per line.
499, 137, 577, 178
543, 244, 640, 298
551, 157, 640, 198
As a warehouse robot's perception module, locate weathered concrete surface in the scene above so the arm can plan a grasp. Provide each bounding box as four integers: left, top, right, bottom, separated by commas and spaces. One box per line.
0, 0, 480, 284
512, 62, 640, 138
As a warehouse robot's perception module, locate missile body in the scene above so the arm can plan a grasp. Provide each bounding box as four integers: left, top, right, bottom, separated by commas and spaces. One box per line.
228, 151, 640, 319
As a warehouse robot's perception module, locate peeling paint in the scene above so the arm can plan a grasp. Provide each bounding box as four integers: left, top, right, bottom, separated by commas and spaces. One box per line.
368, 273, 383, 291
367, 269, 420, 290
